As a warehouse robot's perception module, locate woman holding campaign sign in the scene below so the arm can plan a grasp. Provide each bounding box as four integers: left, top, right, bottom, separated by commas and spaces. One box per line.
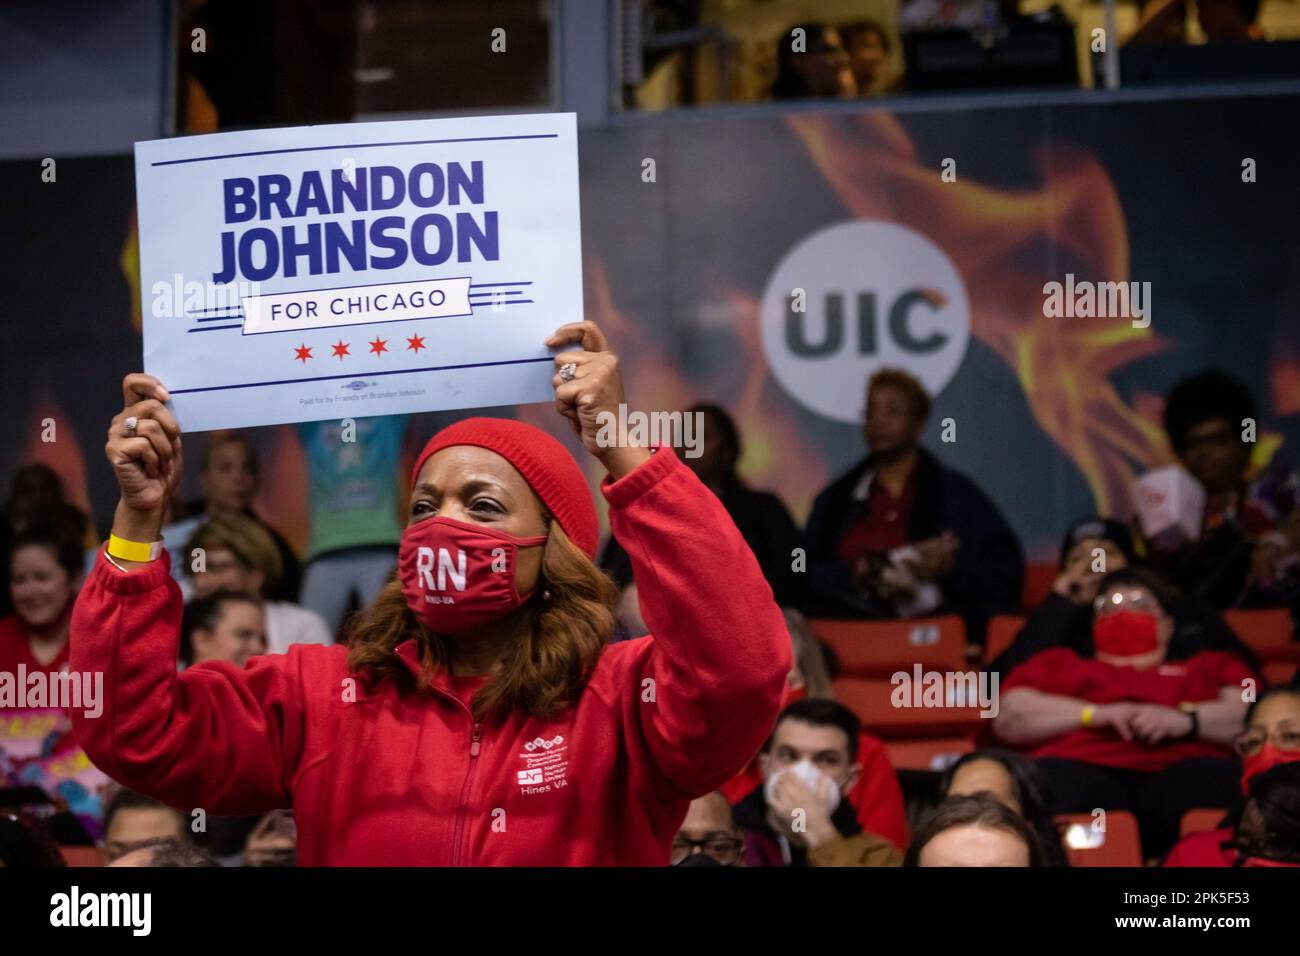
69, 320, 789, 866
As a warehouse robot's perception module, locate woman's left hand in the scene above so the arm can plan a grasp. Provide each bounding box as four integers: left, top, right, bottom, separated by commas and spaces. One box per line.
547, 321, 651, 480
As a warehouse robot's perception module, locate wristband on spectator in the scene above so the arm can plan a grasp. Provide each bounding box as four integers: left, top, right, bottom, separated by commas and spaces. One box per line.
107, 533, 161, 563
1080, 705, 1097, 728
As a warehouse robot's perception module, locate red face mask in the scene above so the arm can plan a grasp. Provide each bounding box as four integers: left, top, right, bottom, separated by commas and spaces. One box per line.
1093, 610, 1160, 657
1240, 742, 1300, 796
398, 517, 547, 634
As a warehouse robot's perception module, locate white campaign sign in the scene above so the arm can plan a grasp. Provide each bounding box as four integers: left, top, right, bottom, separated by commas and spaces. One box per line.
135, 112, 582, 431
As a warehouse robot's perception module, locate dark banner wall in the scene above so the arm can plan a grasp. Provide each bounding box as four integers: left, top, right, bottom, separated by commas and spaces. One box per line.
3, 94, 1299, 559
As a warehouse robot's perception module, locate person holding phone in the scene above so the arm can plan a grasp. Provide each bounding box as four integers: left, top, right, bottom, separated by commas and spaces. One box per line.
69, 321, 789, 866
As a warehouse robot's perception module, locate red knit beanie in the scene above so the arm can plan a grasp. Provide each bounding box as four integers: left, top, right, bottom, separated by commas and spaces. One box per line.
410, 417, 599, 559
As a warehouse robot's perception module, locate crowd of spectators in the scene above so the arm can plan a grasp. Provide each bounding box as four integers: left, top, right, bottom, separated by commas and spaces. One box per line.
2, 364, 1300, 866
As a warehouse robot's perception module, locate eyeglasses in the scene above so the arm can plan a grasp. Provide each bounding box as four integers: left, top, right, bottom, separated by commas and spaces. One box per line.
1093, 589, 1161, 616
670, 837, 743, 866
1233, 722, 1300, 757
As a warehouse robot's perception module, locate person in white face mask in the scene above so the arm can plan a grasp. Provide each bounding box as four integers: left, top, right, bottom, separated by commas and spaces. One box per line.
732, 699, 902, 866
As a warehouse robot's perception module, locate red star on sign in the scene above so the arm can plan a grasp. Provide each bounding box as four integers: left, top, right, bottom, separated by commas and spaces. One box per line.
293, 344, 313, 363
406, 334, 426, 353
331, 340, 350, 360
368, 337, 388, 356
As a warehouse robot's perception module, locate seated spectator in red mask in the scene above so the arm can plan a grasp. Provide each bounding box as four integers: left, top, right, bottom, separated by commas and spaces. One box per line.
180, 591, 266, 669
938, 750, 1069, 866
732, 698, 903, 866
905, 794, 1042, 867
719, 608, 908, 849
994, 566, 1257, 858
0, 525, 83, 678
1164, 683, 1300, 866
672, 792, 745, 867
103, 789, 191, 864
991, 518, 1255, 677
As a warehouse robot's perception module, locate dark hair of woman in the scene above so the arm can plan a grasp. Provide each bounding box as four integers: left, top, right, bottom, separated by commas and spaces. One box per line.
904, 794, 1045, 867
939, 749, 1069, 866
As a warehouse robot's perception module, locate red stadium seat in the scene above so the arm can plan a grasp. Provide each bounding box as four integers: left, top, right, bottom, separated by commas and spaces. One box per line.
984, 614, 1025, 664
833, 677, 987, 739
1223, 609, 1300, 662
1179, 808, 1226, 838
1264, 659, 1297, 687
1057, 810, 1142, 867
60, 845, 104, 867
884, 736, 975, 772
810, 617, 967, 679
1020, 562, 1057, 610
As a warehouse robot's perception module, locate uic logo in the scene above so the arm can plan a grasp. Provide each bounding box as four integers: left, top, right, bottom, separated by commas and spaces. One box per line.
760, 220, 971, 425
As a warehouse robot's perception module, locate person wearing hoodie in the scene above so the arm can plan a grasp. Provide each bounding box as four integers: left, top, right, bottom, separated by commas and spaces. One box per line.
69, 320, 789, 866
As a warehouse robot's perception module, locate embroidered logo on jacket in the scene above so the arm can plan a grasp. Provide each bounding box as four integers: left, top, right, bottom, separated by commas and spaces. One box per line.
516, 734, 569, 794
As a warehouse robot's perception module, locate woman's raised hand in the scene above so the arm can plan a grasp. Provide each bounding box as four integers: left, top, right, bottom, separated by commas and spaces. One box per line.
106, 373, 183, 537
546, 321, 650, 480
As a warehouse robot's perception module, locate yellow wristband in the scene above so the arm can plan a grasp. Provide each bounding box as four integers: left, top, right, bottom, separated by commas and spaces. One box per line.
107, 534, 161, 563
1080, 705, 1096, 728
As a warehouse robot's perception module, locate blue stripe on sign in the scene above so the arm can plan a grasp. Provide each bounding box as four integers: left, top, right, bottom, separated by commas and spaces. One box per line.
151, 134, 559, 166
168, 355, 555, 394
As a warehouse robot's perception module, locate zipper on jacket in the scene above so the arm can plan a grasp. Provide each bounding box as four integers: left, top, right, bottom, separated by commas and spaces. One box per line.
451, 721, 483, 866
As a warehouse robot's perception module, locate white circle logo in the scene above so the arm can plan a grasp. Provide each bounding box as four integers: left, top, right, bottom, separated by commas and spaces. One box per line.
760, 220, 971, 424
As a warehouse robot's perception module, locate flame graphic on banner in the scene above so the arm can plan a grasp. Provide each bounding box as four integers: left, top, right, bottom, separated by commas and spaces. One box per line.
563, 259, 831, 524
786, 111, 1173, 516
577, 112, 1186, 521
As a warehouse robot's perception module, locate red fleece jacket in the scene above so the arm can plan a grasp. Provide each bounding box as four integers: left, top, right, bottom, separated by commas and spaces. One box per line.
70, 449, 789, 866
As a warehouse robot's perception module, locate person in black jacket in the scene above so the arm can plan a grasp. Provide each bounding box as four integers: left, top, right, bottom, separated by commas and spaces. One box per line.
803, 369, 1023, 633
992, 518, 1258, 677
599, 403, 804, 606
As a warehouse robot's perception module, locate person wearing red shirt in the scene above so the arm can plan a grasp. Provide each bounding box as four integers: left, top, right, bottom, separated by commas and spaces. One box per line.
1164, 683, 1300, 866
0, 525, 82, 680
994, 565, 1255, 858
69, 321, 789, 866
